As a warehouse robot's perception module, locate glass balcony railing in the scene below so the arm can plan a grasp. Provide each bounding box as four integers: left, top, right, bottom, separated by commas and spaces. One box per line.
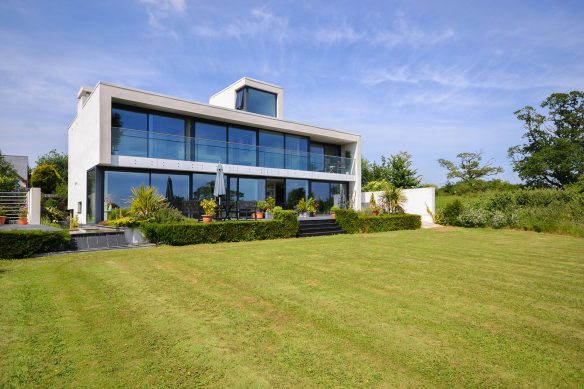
111, 127, 354, 175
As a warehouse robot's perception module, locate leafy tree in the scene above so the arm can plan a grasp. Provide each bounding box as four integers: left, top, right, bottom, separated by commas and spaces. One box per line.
361, 151, 421, 188
0, 150, 19, 192
508, 91, 584, 188
30, 164, 64, 194
438, 152, 503, 185
35, 149, 68, 181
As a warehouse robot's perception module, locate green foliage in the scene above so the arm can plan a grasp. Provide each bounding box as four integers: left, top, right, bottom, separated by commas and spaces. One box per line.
296, 198, 307, 213
438, 179, 519, 195
335, 209, 421, 233
0, 205, 6, 216
30, 164, 64, 194
362, 179, 392, 192
108, 207, 131, 220
130, 185, 166, 218
380, 185, 406, 214
273, 206, 283, 212
0, 149, 20, 192
265, 196, 276, 212
361, 151, 421, 188
141, 219, 298, 246
35, 149, 68, 181
152, 206, 185, 224
273, 209, 299, 226
509, 91, 584, 188
200, 198, 217, 216
107, 216, 141, 228
256, 200, 268, 211
0, 230, 70, 259
306, 197, 317, 213
438, 152, 503, 185
441, 199, 464, 226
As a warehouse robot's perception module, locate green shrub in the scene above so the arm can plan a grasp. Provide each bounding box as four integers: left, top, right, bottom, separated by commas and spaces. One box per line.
152, 206, 184, 224
141, 219, 298, 246
0, 230, 71, 259
130, 185, 166, 218
335, 209, 360, 233
457, 207, 489, 228
30, 164, 64, 194
108, 207, 131, 220
442, 199, 464, 226
107, 216, 140, 228
273, 209, 298, 224
359, 214, 421, 233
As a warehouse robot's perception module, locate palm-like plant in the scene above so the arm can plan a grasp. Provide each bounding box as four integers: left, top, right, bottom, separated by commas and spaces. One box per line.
381, 185, 406, 214
130, 185, 166, 218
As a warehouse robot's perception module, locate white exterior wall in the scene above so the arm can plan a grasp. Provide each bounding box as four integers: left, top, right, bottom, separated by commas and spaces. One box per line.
68, 87, 104, 224
69, 81, 362, 223
362, 187, 435, 222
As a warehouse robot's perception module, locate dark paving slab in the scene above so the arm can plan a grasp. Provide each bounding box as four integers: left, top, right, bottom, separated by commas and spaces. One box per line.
0, 224, 62, 232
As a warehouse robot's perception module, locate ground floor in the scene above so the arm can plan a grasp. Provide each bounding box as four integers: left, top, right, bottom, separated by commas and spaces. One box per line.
86, 166, 350, 223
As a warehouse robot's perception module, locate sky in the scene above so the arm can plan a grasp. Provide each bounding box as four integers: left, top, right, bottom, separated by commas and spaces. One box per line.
0, 0, 583, 185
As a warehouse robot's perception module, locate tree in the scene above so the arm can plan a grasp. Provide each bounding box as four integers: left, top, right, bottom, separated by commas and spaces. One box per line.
361, 151, 421, 188
30, 164, 64, 194
508, 91, 584, 188
438, 152, 503, 185
35, 149, 68, 181
0, 150, 19, 192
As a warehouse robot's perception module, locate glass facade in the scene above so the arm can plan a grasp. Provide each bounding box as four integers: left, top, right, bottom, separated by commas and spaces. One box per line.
246, 87, 277, 117
103, 170, 149, 219
310, 181, 331, 213
194, 121, 227, 163
150, 173, 189, 209
111, 105, 352, 175
238, 178, 266, 201
192, 173, 216, 201
286, 179, 308, 208
259, 130, 285, 168
86, 168, 96, 224
228, 126, 257, 166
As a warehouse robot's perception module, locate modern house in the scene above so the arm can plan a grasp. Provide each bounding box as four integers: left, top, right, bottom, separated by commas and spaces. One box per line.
68, 77, 361, 224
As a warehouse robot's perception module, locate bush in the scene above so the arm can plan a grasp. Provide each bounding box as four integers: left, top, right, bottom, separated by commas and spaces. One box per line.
442, 199, 464, 226
30, 164, 64, 194
141, 219, 298, 246
359, 214, 421, 233
0, 230, 71, 259
335, 209, 421, 233
457, 207, 489, 228
152, 206, 184, 224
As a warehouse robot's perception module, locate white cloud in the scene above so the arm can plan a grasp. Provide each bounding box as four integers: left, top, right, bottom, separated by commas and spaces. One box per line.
138, 0, 187, 37
314, 26, 362, 44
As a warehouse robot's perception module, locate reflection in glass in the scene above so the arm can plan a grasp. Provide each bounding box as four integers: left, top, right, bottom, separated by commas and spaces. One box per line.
151, 173, 189, 209
259, 131, 285, 168
266, 178, 285, 207
285, 135, 308, 170
86, 168, 96, 224
195, 122, 227, 163
104, 171, 149, 219
238, 178, 266, 201
111, 107, 148, 157
149, 114, 185, 160
228, 127, 257, 166
331, 182, 348, 208
310, 143, 324, 172
192, 173, 216, 201
286, 179, 308, 209
247, 87, 277, 117
310, 181, 331, 213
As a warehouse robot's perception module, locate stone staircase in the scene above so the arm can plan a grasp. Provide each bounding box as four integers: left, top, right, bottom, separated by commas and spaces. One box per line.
69, 230, 132, 251
298, 218, 345, 237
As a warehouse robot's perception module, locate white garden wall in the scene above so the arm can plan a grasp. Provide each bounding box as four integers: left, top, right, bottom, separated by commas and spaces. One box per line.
361, 187, 435, 223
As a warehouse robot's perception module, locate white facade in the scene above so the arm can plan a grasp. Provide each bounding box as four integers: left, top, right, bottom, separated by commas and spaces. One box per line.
361, 187, 436, 223
68, 80, 362, 224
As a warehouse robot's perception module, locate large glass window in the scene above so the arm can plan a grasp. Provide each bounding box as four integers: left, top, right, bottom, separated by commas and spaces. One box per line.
149, 114, 185, 160
259, 130, 285, 168
266, 178, 285, 207
285, 135, 308, 171
192, 173, 216, 201
238, 178, 266, 201
151, 173, 189, 209
247, 87, 276, 117
286, 179, 308, 209
111, 107, 148, 157
310, 143, 324, 172
228, 126, 257, 166
104, 171, 149, 219
331, 182, 349, 209
86, 168, 96, 224
195, 121, 227, 163
310, 181, 331, 213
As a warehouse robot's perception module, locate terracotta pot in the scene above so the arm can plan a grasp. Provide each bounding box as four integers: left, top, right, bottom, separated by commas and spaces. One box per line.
0, 216, 6, 225
255, 212, 264, 219
330, 212, 336, 219
17, 217, 28, 225
202, 215, 213, 223
372, 210, 379, 216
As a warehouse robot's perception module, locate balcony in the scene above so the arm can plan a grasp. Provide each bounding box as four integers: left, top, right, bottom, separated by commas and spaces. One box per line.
111, 127, 354, 175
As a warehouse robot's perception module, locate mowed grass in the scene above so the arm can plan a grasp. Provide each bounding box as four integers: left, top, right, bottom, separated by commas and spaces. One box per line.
1, 229, 584, 388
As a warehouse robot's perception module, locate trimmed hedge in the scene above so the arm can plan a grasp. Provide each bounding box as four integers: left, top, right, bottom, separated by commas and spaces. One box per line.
0, 230, 71, 259
141, 218, 298, 246
335, 209, 421, 234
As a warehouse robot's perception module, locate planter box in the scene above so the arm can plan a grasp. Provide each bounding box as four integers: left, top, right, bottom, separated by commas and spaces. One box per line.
265, 212, 273, 220
123, 227, 148, 245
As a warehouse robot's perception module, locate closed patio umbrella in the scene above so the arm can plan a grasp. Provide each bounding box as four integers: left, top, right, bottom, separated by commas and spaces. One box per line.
214, 162, 226, 198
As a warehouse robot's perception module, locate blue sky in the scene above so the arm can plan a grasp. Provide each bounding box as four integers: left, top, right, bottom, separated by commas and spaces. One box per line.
1, 0, 583, 184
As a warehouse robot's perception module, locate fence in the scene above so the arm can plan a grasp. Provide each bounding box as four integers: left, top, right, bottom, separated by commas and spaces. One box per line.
0, 188, 41, 224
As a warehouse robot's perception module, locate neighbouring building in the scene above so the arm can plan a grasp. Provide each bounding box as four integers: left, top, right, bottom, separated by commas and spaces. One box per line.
3, 155, 29, 189
68, 77, 361, 224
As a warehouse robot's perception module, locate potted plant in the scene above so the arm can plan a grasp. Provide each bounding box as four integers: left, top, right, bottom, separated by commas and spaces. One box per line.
264, 196, 276, 220
330, 206, 340, 219
18, 204, 28, 225
306, 197, 317, 216
200, 198, 217, 223
296, 198, 308, 218
0, 206, 6, 225
256, 200, 267, 219
370, 193, 381, 216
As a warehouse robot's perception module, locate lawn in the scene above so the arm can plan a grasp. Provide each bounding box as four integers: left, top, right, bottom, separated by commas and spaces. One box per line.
1, 228, 583, 388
